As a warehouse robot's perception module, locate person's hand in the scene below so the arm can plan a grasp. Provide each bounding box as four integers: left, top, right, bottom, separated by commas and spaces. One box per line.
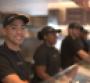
58, 75, 72, 83
23, 80, 29, 83
47, 77, 56, 83
57, 64, 78, 83
65, 64, 79, 80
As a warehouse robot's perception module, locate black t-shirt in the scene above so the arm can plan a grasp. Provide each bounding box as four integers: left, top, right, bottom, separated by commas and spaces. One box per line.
0, 44, 31, 83
33, 43, 61, 82
60, 36, 83, 69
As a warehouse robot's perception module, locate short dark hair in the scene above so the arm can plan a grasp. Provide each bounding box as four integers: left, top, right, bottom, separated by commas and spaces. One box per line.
68, 22, 82, 30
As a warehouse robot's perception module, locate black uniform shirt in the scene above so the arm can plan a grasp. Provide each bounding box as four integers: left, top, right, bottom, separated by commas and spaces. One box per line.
34, 43, 61, 76
0, 44, 31, 83
61, 36, 83, 69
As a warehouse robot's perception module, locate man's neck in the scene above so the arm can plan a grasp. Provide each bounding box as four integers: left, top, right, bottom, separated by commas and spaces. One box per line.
5, 42, 21, 52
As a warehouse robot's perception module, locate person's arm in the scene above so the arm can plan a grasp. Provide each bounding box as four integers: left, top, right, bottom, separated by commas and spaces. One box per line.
77, 49, 90, 63
2, 73, 29, 83
0, 55, 30, 83
35, 65, 53, 80
73, 39, 90, 63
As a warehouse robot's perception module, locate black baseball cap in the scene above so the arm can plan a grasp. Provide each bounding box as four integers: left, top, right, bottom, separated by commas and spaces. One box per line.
68, 22, 82, 30
3, 14, 29, 27
37, 26, 61, 40
41, 26, 61, 33
80, 28, 89, 34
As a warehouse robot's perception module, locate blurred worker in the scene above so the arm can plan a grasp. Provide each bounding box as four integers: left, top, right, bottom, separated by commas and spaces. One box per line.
0, 14, 31, 83
60, 22, 90, 69
33, 26, 62, 83
80, 27, 90, 52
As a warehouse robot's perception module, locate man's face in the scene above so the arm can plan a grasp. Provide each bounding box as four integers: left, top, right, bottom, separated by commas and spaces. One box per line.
72, 28, 81, 38
3, 19, 26, 46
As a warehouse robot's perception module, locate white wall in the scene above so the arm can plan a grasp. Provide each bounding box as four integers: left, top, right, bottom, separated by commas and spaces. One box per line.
0, 0, 48, 15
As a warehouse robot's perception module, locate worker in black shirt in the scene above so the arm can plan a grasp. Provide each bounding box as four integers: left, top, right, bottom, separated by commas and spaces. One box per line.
0, 14, 31, 83
61, 22, 90, 69
33, 26, 61, 83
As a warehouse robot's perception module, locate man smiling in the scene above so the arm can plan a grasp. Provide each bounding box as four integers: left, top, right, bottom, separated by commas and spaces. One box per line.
0, 14, 31, 83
